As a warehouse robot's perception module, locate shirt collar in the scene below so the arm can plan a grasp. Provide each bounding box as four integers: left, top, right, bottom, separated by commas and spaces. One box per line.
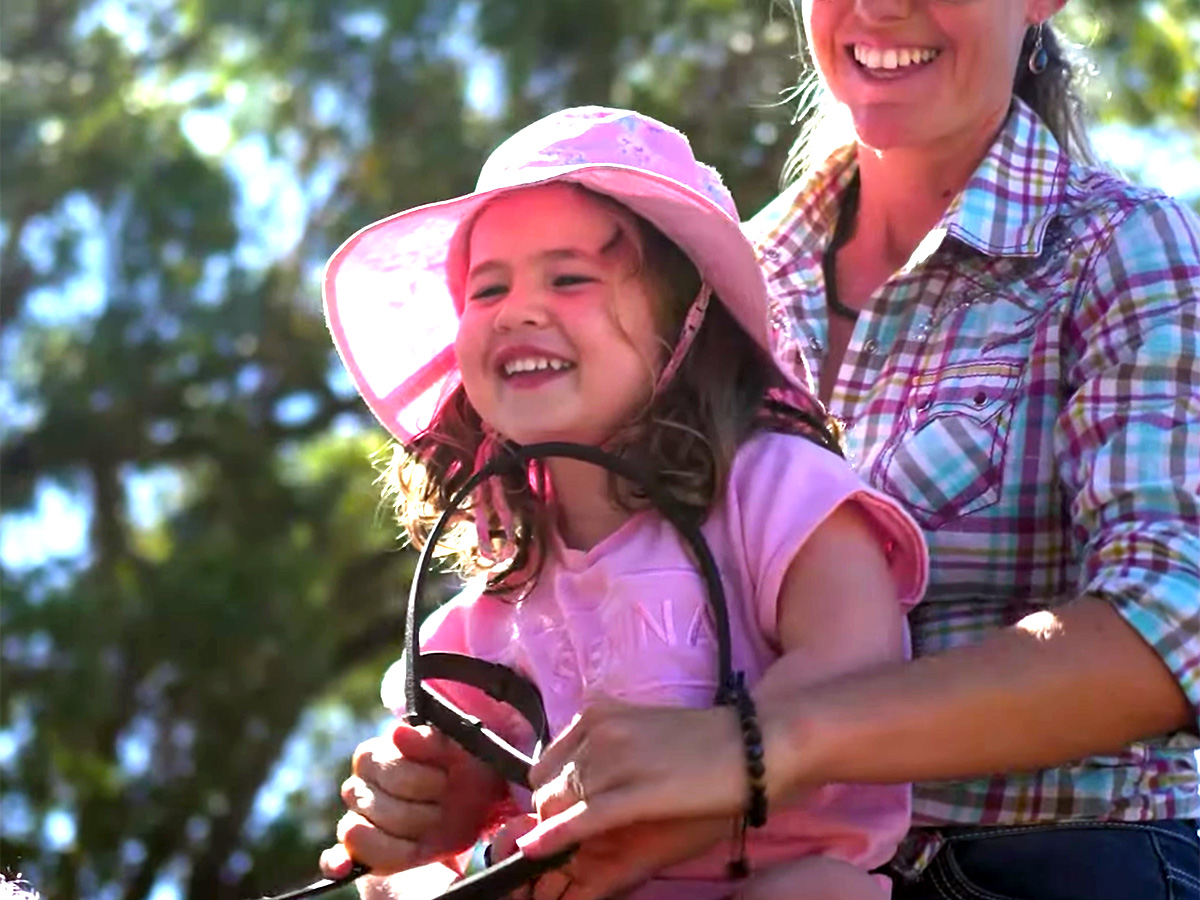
751, 143, 857, 272
754, 98, 1071, 273
939, 98, 1070, 258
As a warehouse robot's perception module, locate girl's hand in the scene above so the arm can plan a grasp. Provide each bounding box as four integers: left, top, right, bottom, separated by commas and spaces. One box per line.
319, 721, 507, 878
519, 699, 747, 858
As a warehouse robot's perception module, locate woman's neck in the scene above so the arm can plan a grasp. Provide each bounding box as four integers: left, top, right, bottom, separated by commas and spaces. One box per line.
852, 108, 1007, 271
546, 457, 633, 551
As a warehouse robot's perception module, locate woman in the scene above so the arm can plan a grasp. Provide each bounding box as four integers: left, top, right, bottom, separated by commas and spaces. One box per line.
514, 2, 1200, 898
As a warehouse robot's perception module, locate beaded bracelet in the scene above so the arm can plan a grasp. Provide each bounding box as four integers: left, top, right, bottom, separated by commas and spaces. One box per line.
727, 671, 768, 825
722, 672, 768, 878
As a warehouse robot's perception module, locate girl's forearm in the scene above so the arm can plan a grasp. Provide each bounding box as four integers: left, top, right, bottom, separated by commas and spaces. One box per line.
763, 596, 1192, 796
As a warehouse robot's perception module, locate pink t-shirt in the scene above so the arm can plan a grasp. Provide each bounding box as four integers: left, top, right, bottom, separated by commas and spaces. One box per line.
382, 431, 928, 897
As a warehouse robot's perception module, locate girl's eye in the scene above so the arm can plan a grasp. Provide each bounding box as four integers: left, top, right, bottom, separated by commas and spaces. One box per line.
468, 283, 507, 302
552, 274, 594, 288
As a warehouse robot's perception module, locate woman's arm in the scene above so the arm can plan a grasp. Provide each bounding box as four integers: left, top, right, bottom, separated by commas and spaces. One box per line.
518, 593, 1190, 862
765, 594, 1191, 791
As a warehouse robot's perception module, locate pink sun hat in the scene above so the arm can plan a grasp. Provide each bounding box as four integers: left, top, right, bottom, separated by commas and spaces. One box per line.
323, 106, 806, 443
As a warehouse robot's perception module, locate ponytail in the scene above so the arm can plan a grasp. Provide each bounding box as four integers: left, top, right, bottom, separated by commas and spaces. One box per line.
1012, 23, 1099, 167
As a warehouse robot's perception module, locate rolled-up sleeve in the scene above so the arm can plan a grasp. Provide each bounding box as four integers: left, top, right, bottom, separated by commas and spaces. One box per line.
1056, 194, 1200, 730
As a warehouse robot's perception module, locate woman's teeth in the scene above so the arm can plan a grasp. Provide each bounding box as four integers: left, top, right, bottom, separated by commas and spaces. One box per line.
852, 45, 940, 71
502, 357, 574, 376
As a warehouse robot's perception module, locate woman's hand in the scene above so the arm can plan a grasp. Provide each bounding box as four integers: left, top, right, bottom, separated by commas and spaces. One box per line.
517, 699, 747, 858
319, 721, 507, 878
492, 811, 730, 900
531, 817, 731, 900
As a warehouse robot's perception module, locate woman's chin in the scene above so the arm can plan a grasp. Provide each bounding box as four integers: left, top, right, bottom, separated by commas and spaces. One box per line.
849, 115, 939, 153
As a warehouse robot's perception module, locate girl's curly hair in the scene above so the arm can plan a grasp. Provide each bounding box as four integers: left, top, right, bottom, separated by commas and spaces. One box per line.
381, 186, 840, 595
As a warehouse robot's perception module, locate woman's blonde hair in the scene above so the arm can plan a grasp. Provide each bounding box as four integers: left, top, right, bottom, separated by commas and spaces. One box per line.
381, 186, 839, 595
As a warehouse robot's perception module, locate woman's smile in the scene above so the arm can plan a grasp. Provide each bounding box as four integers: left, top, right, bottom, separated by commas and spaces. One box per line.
848, 43, 942, 77
805, 0, 1033, 151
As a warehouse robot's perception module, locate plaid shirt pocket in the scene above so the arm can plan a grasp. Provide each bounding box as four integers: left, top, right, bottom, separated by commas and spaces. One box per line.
880, 361, 1024, 529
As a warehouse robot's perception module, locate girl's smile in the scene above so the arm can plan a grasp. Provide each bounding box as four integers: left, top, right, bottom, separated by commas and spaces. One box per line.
493, 346, 577, 386
454, 183, 665, 448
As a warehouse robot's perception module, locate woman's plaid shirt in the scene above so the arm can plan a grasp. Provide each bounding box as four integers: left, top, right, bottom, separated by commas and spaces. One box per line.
746, 100, 1200, 829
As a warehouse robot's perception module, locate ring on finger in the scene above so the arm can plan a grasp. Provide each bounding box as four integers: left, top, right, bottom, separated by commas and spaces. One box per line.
564, 762, 587, 805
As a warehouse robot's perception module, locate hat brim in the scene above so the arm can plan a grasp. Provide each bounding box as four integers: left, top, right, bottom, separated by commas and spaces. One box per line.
324, 163, 784, 443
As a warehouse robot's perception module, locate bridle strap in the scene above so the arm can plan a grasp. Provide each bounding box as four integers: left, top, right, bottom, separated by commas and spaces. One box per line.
404, 441, 734, 767
414, 652, 549, 787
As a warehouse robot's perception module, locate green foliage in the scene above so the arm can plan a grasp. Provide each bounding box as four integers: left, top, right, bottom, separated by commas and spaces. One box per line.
1062, 0, 1200, 129
1, 1, 1196, 898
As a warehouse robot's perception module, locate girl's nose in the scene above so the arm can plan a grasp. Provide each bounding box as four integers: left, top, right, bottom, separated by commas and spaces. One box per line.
493, 284, 549, 331
854, 0, 912, 24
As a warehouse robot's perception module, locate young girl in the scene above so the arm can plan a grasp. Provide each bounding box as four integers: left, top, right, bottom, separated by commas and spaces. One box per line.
319, 107, 928, 900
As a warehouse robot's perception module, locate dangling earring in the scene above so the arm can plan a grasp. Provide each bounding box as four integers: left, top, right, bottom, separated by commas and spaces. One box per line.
1028, 22, 1048, 75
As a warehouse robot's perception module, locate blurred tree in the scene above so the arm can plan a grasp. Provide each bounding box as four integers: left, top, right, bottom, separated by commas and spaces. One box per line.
1060, 0, 1199, 131
1, 1, 1196, 899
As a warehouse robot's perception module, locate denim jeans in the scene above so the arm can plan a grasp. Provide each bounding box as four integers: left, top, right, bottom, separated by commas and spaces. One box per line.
890, 820, 1200, 900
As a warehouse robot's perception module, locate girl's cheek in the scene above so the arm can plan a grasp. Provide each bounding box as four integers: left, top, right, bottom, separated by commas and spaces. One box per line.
454, 326, 486, 388
455, 310, 483, 349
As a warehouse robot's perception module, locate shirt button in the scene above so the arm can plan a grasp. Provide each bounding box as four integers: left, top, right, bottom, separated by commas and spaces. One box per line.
863, 339, 878, 354
764, 248, 781, 261
809, 337, 823, 352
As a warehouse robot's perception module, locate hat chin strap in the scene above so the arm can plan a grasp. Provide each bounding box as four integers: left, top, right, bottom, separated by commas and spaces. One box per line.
653, 283, 711, 394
